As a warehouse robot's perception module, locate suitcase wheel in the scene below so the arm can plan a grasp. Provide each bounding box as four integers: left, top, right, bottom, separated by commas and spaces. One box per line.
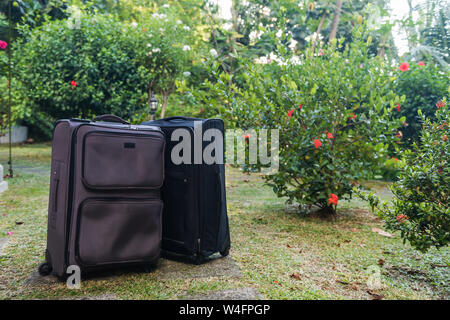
220, 246, 230, 257
194, 255, 204, 265
38, 262, 52, 276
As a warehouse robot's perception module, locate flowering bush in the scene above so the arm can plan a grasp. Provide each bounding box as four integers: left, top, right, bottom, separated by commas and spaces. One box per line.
13, 14, 147, 138
393, 61, 448, 145
125, 11, 194, 119
378, 156, 403, 181
13, 10, 194, 139
224, 28, 405, 215
357, 101, 449, 252
0, 40, 7, 50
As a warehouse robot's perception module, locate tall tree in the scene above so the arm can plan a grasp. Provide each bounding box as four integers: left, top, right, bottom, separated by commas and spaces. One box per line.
328, 0, 342, 41
401, 0, 449, 66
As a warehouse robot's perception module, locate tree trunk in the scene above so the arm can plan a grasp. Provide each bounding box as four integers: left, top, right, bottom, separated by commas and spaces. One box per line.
377, 45, 385, 58
231, 0, 239, 34
312, 13, 326, 54
316, 205, 337, 216
160, 94, 169, 119
377, 35, 387, 58
406, 0, 416, 51
329, 0, 342, 41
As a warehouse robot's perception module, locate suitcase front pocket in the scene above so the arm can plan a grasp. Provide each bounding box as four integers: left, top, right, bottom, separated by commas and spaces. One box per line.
75, 198, 162, 267
82, 132, 165, 189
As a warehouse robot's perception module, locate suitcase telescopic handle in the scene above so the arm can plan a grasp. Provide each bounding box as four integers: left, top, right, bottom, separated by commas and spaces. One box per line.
93, 114, 129, 124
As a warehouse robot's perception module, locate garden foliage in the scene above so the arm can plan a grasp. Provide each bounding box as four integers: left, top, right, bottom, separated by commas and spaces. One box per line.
357, 101, 449, 252
13, 14, 144, 138
215, 28, 406, 214
12, 10, 193, 139
393, 61, 448, 145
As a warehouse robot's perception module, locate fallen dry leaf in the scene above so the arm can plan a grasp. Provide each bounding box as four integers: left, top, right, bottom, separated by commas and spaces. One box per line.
350, 283, 359, 290
336, 279, 349, 285
377, 258, 385, 266
351, 228, 359, 232
290, 273, 301, 280
367, 290, 384, 300
371, 228, 394, 238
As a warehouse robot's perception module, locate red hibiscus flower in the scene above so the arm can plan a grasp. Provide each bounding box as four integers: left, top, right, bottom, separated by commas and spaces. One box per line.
287, 109, 294, 118
328, 193, 338, 206
0, 40, 7, 50
399, 62, 409, 72
326, 132, 334, 139
396, 103, 401, 112
298, 104, 302, 110
314, 139, 322, 149
243, 134, 251, 140
418, 61, 425, 66
436, 101, 445, 109
349, 113, 356, 121
396, 214, 408, 223
71, 80, 77, 89
393, 157, 399, 162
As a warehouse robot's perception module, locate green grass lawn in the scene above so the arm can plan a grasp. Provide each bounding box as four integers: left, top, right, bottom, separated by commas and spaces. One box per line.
0, 143, 448, 300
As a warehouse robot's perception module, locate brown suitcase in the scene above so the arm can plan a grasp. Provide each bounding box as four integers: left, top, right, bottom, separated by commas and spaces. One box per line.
39, 115, 165, 277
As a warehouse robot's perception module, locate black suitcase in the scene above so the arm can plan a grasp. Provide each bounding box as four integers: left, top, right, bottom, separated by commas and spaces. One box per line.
142, 116, 230, 263
40, 114, 165, 277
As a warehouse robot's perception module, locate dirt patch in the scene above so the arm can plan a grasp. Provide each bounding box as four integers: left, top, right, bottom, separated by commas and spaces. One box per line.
34, 293, 118, 300
181, 287, 261, 300
156, 255, 242, 280
25, 272, 59, 286
61, 293, 118, 300
384, 265, 441, 296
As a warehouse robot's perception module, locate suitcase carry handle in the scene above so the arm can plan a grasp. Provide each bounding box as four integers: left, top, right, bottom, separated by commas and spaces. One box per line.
162, 116, 198, 122
93, 114, 129, 124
